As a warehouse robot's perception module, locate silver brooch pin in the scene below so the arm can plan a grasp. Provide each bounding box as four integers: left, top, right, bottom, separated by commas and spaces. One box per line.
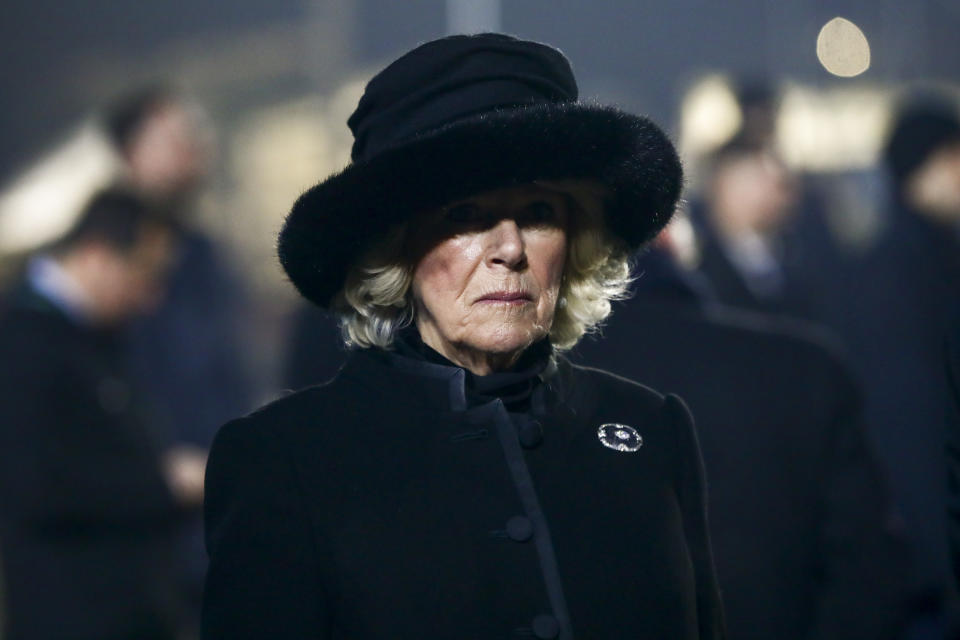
598, 423, 642, 452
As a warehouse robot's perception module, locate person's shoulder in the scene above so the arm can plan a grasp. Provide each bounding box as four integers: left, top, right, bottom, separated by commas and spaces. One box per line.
559, 356, 683, 418
0, 290, 78, 372
590, 295, 850, 372
215, 375, 343, 436
566, 359, 661, 397
559, 358, 695, 455
212, 351, 375, 449
702, 302, 854, 374
205, 384, 344, 502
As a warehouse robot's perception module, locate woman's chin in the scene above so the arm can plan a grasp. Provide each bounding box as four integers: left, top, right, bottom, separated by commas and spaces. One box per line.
468, 325, 548, 356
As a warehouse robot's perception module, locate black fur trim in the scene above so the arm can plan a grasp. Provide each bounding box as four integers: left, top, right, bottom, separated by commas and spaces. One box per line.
278, 101, 682, 308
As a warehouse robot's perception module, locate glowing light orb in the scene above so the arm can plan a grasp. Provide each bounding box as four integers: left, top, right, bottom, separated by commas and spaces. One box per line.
817, 17, 871, 78
679, 75, 743, 160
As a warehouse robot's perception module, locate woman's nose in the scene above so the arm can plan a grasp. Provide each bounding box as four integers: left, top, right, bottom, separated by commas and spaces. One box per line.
485, 218, 526, 269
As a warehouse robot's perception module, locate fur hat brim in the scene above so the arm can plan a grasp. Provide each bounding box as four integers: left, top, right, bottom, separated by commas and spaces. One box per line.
278, 101, 682, 308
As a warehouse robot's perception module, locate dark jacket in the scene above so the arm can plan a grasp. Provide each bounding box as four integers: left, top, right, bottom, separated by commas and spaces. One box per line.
128, 231, 257, 448
127, 231, 260, 607
945, 306, 960, 588
689, 195, 842, 322
819, 209, 960, 607
572, 253, 909, 640
0, 284, 183, 640
202, 346, 725, 639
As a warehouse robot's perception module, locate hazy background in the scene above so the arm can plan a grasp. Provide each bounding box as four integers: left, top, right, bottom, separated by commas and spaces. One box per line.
5, 0, 960, 177
2, 4, 960, 638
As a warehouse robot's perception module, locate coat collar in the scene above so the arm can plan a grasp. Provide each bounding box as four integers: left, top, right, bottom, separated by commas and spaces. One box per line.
335, 345, 561, 414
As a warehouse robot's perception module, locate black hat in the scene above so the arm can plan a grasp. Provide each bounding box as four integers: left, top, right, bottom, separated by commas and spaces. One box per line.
885, 94, 960, 187
278, 33, 683, 308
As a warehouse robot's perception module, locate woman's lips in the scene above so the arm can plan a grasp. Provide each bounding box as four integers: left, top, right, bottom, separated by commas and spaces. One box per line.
476, 291, 533, 305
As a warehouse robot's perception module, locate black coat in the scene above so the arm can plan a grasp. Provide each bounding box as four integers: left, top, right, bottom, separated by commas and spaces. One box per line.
202, 347, 725, 639
946, 306, 960, 588
818, 210, 960, 606
572, 256, 909, 640
0, 285, 184, 640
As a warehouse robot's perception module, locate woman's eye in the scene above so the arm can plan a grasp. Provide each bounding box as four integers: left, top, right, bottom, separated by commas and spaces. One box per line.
443, 203, 483, 223
521, 201, 559, 225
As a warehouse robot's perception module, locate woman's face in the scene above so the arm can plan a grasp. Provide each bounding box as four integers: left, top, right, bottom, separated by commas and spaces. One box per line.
410, 184, 569, 373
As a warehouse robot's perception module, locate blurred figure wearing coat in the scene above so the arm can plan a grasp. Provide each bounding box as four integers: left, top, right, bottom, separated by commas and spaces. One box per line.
817, 95, 960, 636
689, 137, 812, 319
104, 86, 257, 454
0, 190, 201, 639
103, 88, 258, 623
573, 247, 909, 640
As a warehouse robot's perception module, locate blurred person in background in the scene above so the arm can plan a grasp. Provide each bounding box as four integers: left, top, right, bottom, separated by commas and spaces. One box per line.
689, 137, 811, 317
105, 87, 209, 211
819, 93, 960, 638
730, 79, 779, 149
103, 86, 258, 454
103, 87, 260, 621
687, 79, 852, 326
0, 189, 203, 640
574, 235, 910, 640
0, 86, 259, 632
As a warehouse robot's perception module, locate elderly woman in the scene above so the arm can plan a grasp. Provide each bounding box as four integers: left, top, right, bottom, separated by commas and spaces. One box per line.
202, 34, 724, 639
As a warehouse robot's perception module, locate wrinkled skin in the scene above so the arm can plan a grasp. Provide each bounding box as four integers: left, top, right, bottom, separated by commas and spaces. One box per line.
410, 184, 569, 375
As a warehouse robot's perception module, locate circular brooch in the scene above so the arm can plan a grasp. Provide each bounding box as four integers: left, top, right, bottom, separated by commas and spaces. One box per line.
597, 423, 643, 452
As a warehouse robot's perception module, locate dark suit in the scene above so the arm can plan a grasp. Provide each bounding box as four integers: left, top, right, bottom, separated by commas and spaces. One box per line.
203, 347, 725, 639
689, 196, 842, 322
0, 284, 183, 640
572, 254, 908, 640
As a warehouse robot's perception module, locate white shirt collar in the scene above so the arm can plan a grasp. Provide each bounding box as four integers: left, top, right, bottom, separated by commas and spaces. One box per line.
26, 255, 95, 324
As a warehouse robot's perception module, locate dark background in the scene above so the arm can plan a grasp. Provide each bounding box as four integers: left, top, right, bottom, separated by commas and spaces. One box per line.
3, 0, 959, 183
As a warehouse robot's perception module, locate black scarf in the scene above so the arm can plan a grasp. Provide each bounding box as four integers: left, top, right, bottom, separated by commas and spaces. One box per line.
393, 326, 553, 411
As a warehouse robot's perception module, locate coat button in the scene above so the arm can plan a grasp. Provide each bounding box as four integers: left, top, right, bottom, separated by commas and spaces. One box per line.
532, 613, 560, 639
518, 420, 543, 449
505, 515, 534, 542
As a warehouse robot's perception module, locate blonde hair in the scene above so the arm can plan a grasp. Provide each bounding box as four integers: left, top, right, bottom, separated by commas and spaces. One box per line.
331, 181, 633, 351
